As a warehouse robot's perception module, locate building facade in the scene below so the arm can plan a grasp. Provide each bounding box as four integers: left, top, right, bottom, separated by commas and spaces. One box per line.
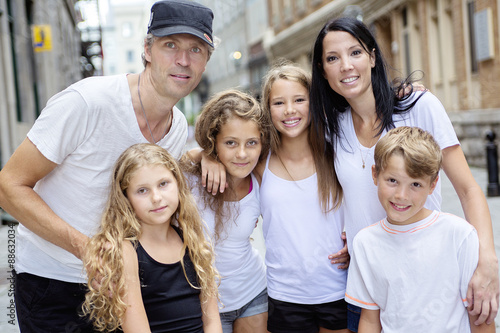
100, 0, 149, 76
201, 0, 269, 99
1, 0, 499, 167
265, 0, 500, 166
0, 0, 94, 168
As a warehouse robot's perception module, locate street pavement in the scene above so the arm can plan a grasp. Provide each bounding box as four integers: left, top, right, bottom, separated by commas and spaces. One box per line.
0, 167, 499, 332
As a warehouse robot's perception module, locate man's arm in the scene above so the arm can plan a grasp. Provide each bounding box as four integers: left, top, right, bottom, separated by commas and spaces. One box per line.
0, 138, 88, 259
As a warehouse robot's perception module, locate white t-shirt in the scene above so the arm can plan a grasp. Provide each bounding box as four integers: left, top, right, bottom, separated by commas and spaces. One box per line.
345, 211, 478, 332
335, 91, 459, 253
16, 74, 188, 283
260, 153, 347, 304
188, 173, 266, 312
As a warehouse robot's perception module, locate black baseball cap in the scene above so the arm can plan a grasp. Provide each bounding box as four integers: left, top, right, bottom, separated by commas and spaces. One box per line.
147, 0, 214, 48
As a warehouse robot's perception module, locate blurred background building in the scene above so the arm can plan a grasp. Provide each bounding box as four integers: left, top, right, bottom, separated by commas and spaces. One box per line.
1, 0, 500, 169
0, 0, 102, 168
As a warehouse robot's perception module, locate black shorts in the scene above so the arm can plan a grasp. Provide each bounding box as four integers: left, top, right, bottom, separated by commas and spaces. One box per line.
14, 272, 95, 333
267, 296, 348, 333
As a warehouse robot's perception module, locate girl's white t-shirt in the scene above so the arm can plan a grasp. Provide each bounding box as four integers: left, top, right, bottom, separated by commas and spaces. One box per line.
189, 173, 267, 312
260, 153, 347, 304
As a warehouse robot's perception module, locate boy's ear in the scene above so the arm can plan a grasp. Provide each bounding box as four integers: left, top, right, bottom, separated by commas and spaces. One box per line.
372, 165, 378, 185
429, 174, 439, 194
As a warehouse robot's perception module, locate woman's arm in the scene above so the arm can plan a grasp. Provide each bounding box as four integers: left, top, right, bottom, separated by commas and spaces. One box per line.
358, 308, 382, 333
121, 242, 151, 333
201, 296, 222, 333
442, 144, 499, 325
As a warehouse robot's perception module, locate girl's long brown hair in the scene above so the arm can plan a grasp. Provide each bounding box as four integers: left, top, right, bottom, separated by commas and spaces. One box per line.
181, 89, 272, 243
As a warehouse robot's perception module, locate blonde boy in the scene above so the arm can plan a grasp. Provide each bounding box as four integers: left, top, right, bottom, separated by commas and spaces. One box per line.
345, 126, 494, 332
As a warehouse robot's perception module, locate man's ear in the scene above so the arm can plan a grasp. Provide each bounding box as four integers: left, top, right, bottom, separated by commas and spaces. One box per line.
144, 39, 152, 63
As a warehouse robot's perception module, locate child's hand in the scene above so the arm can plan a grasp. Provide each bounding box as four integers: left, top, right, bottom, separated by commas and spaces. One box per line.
201, 151, 228, 195
328, 232, 350, 269
397, 82, 427, 98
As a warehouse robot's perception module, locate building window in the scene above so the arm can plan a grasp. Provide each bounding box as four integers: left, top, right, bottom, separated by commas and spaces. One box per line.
296, 0, 306, 15
467, 1, 478, 73
283, 0, 292, 24
126, 50, 134, 63
402, 7, 411, 76
271, 0, 281, 29
122, 22, 132, 38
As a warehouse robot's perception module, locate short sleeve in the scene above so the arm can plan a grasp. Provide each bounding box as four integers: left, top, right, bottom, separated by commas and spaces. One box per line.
345, 236, 380, 310
27, 88, 91, 164
396, 91, 460, 150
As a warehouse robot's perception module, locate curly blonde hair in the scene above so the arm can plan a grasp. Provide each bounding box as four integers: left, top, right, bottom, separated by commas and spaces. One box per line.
83, 143, 219, 331
261, 59, 343, 211
180, 89, 271, 242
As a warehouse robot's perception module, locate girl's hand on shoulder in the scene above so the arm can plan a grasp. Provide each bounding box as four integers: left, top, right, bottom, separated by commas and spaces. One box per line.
412, 82, 427, 92
201, 151, 227, 195
328, 232, 350, 269
397, 82, 427, 98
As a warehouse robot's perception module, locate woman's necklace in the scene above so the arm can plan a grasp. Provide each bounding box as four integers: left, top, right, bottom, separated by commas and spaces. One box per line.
359, 144, 371, 169
137, 73, 171, 143
353, 112, 381, 169
358, 133, 381, 169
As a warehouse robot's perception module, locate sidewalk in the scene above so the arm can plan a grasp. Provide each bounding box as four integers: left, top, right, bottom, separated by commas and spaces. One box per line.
0, 167, 499, 331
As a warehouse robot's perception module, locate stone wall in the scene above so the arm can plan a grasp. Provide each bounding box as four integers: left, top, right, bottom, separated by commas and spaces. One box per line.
449, 109, 500, 167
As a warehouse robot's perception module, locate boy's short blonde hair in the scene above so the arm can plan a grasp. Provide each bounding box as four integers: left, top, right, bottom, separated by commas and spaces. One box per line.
374, 126, 442, 182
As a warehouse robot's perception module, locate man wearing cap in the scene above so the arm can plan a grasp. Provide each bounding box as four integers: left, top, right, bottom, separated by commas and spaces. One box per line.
0, 1, 216, 331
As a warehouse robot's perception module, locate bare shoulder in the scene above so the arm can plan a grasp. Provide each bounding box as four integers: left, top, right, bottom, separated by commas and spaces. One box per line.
123, 241, 139, 274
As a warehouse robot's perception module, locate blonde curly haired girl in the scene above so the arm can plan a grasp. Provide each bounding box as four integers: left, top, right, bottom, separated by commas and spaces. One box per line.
83, 143, 221, 332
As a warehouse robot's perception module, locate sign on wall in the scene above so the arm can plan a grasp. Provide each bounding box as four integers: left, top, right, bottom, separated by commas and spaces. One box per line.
32, 25, 53, 52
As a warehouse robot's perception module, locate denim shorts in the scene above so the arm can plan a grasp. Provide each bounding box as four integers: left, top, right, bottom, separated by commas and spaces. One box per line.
347, 303, 361, 332
14, 271, 95, 333
220, 288, 268, 333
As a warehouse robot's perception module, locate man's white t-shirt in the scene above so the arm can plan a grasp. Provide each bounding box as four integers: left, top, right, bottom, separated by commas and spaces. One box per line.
16, 74, 188, 283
